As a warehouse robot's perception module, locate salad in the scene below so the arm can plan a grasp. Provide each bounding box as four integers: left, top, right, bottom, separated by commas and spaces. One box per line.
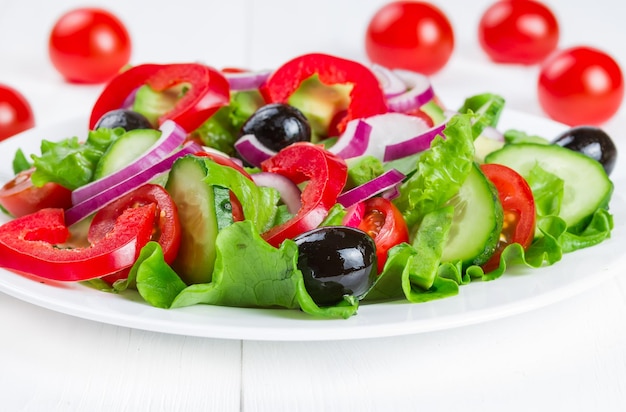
0, 53, 616, 319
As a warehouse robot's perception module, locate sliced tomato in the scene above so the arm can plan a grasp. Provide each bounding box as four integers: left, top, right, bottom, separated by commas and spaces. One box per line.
88, 184, 181, 283
480, 163, 536, 272
0, 168, 72, 218
356, 197, 409, 273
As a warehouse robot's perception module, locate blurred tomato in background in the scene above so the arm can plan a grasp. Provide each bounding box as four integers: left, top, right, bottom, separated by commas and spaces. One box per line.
48, 7, 131, 84
538, 46, 624, 126
365, 1, 454, 75
478, 0, 560, 65
0, 84, 34, 141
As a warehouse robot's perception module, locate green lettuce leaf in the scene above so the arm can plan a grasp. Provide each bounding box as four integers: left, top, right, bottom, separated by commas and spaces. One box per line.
201, 159, 281, 233
345, 155, 384, 190
458, 93, 506, 138
503, 129, 550, 145
129, 221, 358, 319
12, 149, 31, 174
30, 127, 123, 189
365, 206, 460, 303
393, 113, 475, 229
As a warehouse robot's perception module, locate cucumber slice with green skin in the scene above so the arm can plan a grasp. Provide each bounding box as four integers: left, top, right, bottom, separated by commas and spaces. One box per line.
94, 128, 161, 180
441, 163, 503, 267
485, 143, 613, 229
165, 155, 221, 285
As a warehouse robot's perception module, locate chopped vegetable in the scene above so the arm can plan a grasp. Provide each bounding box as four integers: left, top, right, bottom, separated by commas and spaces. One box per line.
0, 52, 617, 319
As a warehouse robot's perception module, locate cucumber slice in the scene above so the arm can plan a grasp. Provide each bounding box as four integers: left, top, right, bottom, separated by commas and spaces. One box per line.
441, 163, 503, 267
94, 128, 161, 179
165, 155, 220, 285
485, 143, 613, 229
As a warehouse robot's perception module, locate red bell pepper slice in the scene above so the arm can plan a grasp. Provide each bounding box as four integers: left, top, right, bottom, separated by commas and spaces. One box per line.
0, 205, 156, 281
88, 63, 163, 129
260, 53, 388, 133
89, 63, 231, 133
260, 142, 348, 247
146, 63, 230, 132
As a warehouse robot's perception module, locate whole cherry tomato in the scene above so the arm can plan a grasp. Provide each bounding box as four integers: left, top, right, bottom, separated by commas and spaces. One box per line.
48, 8, 131, 84
0, 84, 35, 141
478, 0, 559, 65
537, 46, 624, 125
365, 1, 454, 75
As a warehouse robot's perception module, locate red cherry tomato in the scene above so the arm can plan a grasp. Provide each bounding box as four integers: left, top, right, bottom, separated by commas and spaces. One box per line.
537, 46, 624, 125
480, 163, 536, 273
478, 0, 559, 65
48, 8, 131, 84
0, 168, 72, 218
365, 1, 454, 75
356, 197, 409, 273
0, 84, 35, 141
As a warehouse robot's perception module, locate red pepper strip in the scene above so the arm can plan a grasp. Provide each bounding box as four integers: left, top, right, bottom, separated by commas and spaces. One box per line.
145, 63, 231, 133
260, 53, 388, 133
88, 63, 231, 133
0, 205, 156, 281
89, 63, 164, 129
260, 142, 348, 247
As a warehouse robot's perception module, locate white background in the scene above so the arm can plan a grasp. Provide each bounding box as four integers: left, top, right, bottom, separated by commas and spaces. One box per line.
1, 0, 626, 411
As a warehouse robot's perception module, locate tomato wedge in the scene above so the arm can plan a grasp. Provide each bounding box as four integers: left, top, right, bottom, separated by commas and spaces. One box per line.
0, 168, 72, 218
480, 163, 536, 272
356, 197, 409, 273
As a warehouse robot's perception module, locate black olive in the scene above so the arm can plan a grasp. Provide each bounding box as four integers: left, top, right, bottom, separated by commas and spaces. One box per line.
94, 109, 154, 131
239, 103, 311, 152
294, 226, 377, 307
552, 126, 617, 175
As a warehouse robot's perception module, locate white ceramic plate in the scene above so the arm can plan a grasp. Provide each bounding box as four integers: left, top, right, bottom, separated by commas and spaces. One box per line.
0, 111, 623, 341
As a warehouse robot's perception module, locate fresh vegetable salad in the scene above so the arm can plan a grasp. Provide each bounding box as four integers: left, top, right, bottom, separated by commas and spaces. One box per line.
0, 53, 616, 319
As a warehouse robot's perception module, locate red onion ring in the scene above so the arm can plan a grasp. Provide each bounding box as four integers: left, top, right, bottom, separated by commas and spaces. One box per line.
387, 69, 435, 113
223, 69, 272, 91
328, 119, 372, 159
72, 120, 188, 205
336, 169, 405, 208
370, 64, 407, 99
65, 142, 201, 226
251, 172, 302, 214
383, 123, 447, 162
234, 134, 276, 167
